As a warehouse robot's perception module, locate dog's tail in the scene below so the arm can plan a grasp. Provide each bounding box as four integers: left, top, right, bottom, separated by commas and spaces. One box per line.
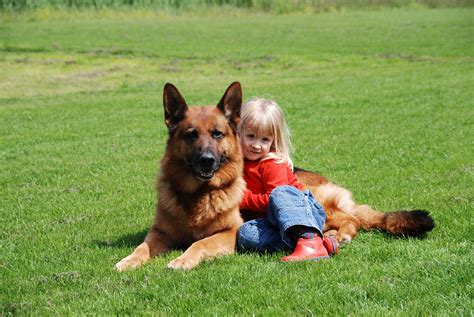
350, 205, 435, 237
295, 169, 436, 238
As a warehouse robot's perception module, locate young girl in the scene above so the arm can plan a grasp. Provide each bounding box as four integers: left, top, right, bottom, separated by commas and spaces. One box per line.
237, 98, 338, 261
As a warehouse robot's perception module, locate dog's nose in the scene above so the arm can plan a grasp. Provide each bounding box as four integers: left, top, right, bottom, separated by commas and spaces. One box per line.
199, 153, 216, 168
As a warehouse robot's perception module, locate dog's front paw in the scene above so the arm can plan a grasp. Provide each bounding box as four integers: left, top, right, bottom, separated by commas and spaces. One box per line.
167, 256, 199, 271
336, 233, 352, 246
114, 256, 142, 272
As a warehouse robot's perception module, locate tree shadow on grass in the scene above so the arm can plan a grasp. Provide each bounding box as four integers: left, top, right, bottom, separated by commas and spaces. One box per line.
92, 229, 148, 249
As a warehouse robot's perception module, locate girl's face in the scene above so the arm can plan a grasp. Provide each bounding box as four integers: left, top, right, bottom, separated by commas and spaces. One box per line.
241, 124, 274, 161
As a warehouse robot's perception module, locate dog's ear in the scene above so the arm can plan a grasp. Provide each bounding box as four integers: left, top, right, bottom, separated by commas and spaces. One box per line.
217, 82, 242, 130
163, 83, 188, 132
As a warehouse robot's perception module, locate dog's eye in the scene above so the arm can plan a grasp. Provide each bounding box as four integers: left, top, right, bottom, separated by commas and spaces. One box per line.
184, 129, 198, 141
212, 130, 224, 139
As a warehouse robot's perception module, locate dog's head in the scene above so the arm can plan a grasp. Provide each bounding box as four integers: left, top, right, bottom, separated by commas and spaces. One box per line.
163, 82, 242, 184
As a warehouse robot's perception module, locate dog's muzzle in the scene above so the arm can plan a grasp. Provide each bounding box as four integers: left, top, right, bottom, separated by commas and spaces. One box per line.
186, 149, 226, 182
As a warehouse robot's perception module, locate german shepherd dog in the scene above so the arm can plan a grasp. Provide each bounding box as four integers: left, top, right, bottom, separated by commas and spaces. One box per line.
115, 82, 245, 271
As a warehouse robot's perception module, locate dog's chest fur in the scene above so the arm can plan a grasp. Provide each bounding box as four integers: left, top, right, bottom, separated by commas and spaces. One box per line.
155, 176, 244, 244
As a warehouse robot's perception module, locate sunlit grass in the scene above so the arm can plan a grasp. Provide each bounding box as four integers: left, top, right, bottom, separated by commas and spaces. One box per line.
1, 6, 473, 316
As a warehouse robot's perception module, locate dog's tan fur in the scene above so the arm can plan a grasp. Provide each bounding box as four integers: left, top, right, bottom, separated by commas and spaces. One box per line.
115, 82, 245, 271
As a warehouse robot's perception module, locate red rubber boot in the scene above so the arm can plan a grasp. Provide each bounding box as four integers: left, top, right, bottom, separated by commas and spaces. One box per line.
280, 234, 329, 262
323, 236, 339, 256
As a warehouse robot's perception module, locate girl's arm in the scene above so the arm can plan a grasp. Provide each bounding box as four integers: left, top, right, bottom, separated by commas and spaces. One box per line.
239, 160, 291, 213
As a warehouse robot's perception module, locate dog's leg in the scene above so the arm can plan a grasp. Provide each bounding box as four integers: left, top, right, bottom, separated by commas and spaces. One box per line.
324, 212, 360, 245
307, 182, 360, 244
167, 228, 238, 270
115, 227, 170, 271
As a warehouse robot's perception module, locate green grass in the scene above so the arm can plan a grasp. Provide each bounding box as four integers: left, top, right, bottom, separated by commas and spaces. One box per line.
2, 0, 472, 12
1, 7, 473, 315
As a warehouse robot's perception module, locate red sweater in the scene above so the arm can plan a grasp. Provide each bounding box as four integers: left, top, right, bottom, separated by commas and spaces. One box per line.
240, 158, 304, 214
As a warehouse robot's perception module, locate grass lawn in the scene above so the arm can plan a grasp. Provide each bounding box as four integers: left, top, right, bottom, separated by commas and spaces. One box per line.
1, 6, 473, 315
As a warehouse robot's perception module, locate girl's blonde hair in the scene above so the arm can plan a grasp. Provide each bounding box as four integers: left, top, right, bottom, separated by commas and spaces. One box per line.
239, 98, 294, 169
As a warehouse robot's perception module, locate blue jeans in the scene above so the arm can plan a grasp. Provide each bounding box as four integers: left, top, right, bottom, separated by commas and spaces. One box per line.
237, 185, 326, 252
